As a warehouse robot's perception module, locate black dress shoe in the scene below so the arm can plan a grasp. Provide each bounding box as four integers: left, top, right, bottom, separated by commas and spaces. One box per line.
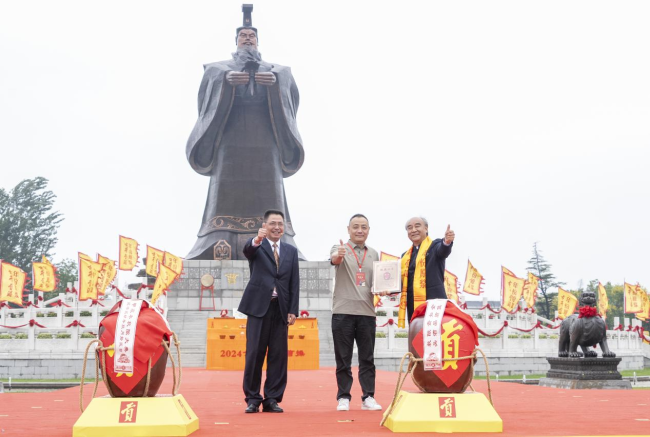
262, 401, 284, 413
245, 403, 259, 413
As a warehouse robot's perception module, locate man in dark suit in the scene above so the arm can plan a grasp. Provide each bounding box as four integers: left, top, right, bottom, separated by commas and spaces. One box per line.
398, 217, 456, 328
238, 209, 299, 413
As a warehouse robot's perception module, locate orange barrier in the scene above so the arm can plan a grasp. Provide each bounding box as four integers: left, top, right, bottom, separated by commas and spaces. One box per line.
206, 317, 319, 370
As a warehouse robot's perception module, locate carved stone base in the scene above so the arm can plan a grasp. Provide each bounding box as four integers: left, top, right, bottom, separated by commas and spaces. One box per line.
538, 378, 632, 390
538, 357, 632, 389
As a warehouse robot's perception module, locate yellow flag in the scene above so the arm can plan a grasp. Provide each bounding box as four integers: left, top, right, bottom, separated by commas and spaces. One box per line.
557, 287, 578, 320
32, 262, 56, 292
444, 270, 459, 304
597, 282, 608, 317
146, 246, 165, 277
163, 251, 183, 275
151, 263, 179, 305
501, 267, 525, 313
42, 255, 52, 265
522, 272, 539, 308
0, 262, 27, 306
119, 236, 139, 271
624, 282, 644, 314
79, 252, 92, 261
96, 254, 117, 296
374, 252, 400, 307
637, 291, 650, 321
462, 259, 484, 296
79, 258, 103, 301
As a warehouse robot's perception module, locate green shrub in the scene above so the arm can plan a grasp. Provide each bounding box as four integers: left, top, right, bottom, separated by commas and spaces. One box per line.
36, 312, 45, 317
37, 333, 54, 339
394, 332, 408, 338
100, 311, 109, 317
539, 334, 548, 339
550, 334, 558, 339
521, 334, 532, 339
0, 334, 12, 339
376, 311, 387, 317
508, 334, 519, 339
56, 332, 72, 339
375, 332, 387, 338
46, 312, 57, 318
80, 332, 97, 339
80, 311, 92, 317
14, 333, 28, 339
65, 311, 74, 317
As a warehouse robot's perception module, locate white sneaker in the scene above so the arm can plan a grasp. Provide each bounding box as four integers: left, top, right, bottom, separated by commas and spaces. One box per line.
362, 396, 382, 411
337, 398, 350, 411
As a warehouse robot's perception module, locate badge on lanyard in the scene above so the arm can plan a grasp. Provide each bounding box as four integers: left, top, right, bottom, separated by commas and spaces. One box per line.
347, 243, 368, 287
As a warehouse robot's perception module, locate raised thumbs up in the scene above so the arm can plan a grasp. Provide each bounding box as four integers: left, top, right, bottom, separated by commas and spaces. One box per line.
444, 224, 455, 245
337, 239, 347, 258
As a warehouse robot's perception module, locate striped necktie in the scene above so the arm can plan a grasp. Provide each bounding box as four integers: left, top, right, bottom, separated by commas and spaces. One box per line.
273, 243, 279, 271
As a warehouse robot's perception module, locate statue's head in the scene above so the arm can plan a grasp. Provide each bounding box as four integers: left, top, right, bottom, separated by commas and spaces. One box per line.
236, 27, 258, 49
579, 290, 597, 307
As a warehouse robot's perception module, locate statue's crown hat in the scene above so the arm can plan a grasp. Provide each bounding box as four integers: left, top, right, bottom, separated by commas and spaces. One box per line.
236, 4, 258, 41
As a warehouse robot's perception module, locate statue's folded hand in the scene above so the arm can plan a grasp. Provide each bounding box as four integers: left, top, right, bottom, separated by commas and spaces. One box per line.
227, 71, 250, 86
255, 72, 276, 86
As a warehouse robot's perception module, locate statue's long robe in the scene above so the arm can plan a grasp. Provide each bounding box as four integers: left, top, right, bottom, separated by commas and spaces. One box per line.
186, 56, 304, 260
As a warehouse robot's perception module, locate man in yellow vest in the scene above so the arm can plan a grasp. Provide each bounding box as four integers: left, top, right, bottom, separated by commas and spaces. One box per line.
398, 217, 455, 328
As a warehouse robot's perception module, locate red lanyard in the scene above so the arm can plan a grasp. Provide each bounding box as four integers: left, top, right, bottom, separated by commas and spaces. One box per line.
346, 243, 367, 272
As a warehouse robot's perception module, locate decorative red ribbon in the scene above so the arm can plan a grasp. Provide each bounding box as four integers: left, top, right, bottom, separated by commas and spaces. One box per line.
111, 285, 129, 299
48, 300, 71, 308
300, 310, 310, 317
377, 318, 395, 328
90, 300, 105, 307
37, 296, 44, 301
0, 319, 47, 329
65, 320, 86, 328
578, 306, 598, 318
613, 324, 624, 331
220, 309, 228, 318
23, 301, 39, 308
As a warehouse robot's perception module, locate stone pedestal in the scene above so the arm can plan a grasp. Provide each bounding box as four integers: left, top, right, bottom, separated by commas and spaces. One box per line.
538, 357, 632, 389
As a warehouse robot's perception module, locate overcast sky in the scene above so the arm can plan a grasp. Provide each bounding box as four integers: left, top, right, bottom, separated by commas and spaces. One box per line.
1, 1, 648, 299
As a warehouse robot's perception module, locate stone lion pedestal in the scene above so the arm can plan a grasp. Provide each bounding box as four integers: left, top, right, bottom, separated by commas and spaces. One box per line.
539, 357, 632, 390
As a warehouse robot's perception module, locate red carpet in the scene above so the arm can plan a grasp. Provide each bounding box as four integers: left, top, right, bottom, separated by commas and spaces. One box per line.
1, 368, 649, 436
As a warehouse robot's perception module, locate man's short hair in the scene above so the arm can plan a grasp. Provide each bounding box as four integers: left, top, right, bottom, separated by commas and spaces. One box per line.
264, 209, 284, 221
405, 216, 428, 230
349, 213, 369, 225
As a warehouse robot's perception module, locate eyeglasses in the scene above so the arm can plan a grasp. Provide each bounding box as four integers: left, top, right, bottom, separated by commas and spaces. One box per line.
266, 221, 285, 228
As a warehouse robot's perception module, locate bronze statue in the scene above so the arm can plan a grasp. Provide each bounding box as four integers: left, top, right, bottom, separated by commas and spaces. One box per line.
185, 5, 304, 260
558, 290, 615, 358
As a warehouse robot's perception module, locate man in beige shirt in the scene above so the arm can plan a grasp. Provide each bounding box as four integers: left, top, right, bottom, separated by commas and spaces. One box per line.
330, 214, 386, 412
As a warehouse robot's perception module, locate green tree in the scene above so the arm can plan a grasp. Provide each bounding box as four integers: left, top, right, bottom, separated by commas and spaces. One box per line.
44, 258, 78, 301
0, 177, 63, 299
527, 242, 565, 320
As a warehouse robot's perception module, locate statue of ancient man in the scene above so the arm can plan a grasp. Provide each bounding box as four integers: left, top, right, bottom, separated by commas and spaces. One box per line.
185, 6, 304, 260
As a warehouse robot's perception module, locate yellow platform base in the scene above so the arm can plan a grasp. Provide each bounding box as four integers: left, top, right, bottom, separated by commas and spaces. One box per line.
382, 391, 502, 433
73, 394, 199, 436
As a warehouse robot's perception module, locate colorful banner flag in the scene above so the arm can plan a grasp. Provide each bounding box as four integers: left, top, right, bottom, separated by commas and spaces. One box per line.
637, 291, 650, 321
522, 272, 539, 308
96, 254, 117, 296
79, 258, 104, 301
151, 263, 179, 305
32, 262, 56, 292
624, 282, 644, 314
501, 267, 525, 313
0, 262, 27, 306
444, 270, 459, 304
375, 252, 400, 307
597, 282, 608, 317
163, 251, 183, 275
462, 260, 484, 296
557, 287, 578, 320
42, 255, 52, 265
119, 236, 139, 271
146, 246, 165, 277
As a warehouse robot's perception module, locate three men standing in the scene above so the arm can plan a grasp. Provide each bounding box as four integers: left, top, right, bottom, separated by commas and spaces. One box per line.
330, 214, 384, 412
238, 210, 300, 413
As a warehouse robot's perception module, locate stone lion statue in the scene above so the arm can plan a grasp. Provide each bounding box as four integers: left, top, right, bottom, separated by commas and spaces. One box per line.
558, 290, 615, 358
